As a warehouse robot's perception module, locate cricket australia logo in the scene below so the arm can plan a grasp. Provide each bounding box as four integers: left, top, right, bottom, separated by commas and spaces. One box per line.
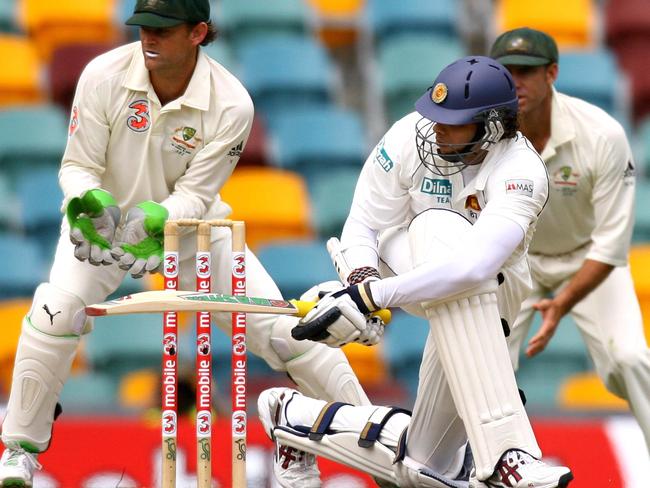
127, 100, 150, 132
171, 126, 202, 156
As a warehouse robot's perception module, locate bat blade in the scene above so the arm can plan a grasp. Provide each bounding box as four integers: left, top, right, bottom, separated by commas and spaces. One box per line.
86, 290, 298, 316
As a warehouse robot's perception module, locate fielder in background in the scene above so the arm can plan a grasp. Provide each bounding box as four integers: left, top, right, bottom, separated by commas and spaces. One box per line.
258, 56, 574, 488
0, 0, 372, 485
490, 27, 650, 452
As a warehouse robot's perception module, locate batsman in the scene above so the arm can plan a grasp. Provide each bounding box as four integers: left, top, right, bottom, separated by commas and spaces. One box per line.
0, 1, 373, 485
258, 57, 574, 487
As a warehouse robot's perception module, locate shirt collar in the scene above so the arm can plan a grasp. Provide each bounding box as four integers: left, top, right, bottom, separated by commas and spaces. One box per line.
540, 88, 576, 160
123, 43, 211, 111
454, 138, 505, 202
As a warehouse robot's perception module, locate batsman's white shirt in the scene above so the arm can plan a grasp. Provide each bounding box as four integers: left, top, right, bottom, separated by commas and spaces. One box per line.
60, 41, 253, 220
344, 111, 549, 325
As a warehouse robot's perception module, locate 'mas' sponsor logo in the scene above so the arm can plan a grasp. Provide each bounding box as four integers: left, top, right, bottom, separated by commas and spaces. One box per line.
505, 179, 534, 197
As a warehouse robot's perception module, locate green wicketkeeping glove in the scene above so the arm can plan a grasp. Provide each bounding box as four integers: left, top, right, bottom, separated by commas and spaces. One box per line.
66, 189, 120, 265
110, 201, 168, 278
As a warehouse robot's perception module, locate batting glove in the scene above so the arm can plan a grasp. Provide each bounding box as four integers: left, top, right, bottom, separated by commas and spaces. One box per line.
291, 281, 384, 347
111, 201, 168, 278
66, 189, 120, 265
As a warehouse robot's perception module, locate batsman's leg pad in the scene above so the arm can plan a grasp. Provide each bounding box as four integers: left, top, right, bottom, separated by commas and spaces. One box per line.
422, 293, 540, 479
275, 400, 465, 488
2, 318, 79, 451
271, 315, 370, 406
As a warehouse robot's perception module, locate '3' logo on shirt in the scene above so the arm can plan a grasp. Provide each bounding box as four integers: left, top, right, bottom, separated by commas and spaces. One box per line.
127, 100, 150, 132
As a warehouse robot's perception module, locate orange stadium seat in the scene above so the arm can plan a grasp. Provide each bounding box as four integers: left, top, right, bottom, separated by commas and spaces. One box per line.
0, 34, 43, 106
219, 167, 314, 250
17, 0, 122, 61
629, 245, 650, 343
558, 372, 629, 411
495, 0, 596, 49
307, 0, 365, 48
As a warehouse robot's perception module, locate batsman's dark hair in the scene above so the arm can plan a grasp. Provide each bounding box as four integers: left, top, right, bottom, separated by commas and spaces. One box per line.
499, 109, 519, 140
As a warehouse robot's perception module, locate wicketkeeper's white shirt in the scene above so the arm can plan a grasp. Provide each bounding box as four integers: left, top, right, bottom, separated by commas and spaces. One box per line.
529, 90, 636, 267
59, 41, 254, 221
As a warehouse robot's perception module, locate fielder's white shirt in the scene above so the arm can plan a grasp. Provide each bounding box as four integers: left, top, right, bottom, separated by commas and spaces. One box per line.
59, 41, 254, 221
342, 111, 549, 308
529, 90, 636, 266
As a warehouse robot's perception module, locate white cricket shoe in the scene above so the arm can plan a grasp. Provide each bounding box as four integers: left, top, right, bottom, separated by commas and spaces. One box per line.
258, 387, 322, 488
469, 449, 573, 488
0, 447, 41, 488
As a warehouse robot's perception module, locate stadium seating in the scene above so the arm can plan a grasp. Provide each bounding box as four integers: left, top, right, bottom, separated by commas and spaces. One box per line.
307, 0, 364, 48
217, 0, 309, 49
0, 2, 19, 33
48, 42, 115, 111
0, 104, 68, 173
366, 0, 458, 46
266, 105, 367, 180
629, 245, 650, 342
219, 167, 314, 250
17, 0, 121, 61
238, 35, 335, 118
604, 0, 650, 48
634, 180, 650, 242
202, 40, 237, 73
516, 314, 592, 407
309, 166, 361, 238
59, 371, 119, 412
606, 38, 650, 122
377, 34, 464, 123
85, 313, 162, 378
494, 0, 596, 49
554, 49, 627, 120
15, 166, 63, 260
382, 311, 429, 399
0, 35, 43, 106
558, 372, 629, 411
256, 240, 339, 299
0, 233, 46, 298
0, 173, 19, 231
237, 116, 270, 167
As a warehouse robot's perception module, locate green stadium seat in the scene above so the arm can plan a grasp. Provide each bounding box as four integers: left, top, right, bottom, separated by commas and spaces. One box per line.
267, 106, 367, 180
217, 0, 309, 49
59, 371, 119, 412
256, 240, 339, 299
516, 314, 592, 408
378, 34, 464, 124
86, 313, 162, 377
202, 40, 237, 74
238, 35, 334, 118
366, 0, 458, 46
0, 104, 67, 174
634, 180, 650, 242
0, 173, 20, 231
309, 166, 361, 238
0, 232, 46, 298
0, 2, 19, 33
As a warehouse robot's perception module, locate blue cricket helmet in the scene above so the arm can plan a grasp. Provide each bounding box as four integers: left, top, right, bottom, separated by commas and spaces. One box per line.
415, 56, 518, 125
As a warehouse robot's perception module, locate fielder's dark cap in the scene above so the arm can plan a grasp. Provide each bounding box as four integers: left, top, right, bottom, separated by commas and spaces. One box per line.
490, 27, 559, 66
126, 0, 210, 28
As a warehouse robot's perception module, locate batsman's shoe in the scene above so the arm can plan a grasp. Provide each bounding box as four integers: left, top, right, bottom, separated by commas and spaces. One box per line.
258, 387, 322, 488
0, 447, 41, 487
469, 449, 573, 488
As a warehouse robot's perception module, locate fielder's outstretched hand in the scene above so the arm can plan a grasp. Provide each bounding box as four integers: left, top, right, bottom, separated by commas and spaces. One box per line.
66, 189, 120, 265
111, 201, 168, 278
291, 282, 385, 347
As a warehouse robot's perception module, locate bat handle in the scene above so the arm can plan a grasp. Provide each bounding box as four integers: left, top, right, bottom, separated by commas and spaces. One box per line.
290, 299, 392, 324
